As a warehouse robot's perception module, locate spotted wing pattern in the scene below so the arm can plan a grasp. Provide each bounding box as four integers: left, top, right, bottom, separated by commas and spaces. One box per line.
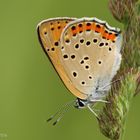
37, 17, 88, 99
60, 18, 122, 99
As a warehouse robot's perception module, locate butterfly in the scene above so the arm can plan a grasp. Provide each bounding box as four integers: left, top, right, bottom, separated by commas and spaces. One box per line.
37, 17, 122, 125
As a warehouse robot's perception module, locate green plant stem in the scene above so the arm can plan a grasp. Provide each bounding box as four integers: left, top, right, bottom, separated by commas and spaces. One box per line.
97, 0, 140, 140
98, 72, 137, 140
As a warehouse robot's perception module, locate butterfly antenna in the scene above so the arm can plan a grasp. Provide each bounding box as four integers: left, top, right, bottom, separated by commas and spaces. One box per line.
52, 103, 72, 126
87, 105, 98, 118
46, 100, 75, 123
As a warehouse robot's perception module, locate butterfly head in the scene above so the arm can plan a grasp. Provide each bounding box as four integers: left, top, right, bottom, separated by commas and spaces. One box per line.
74, 98, 89, 109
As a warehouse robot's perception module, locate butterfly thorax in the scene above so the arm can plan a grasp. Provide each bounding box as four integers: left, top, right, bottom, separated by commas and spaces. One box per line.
74, 85, 110, 109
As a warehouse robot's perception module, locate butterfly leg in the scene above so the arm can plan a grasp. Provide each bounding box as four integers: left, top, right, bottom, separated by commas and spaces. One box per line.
91, 99, 110, 103
87, 105, 99, 118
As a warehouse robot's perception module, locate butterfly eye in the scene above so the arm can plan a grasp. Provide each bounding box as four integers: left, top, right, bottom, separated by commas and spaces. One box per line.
75, 98, 85, 109
78, 100, 85, 107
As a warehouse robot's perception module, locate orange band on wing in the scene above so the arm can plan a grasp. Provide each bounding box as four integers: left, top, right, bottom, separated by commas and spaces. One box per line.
108, 33, 116, 41
78, 25, 83, 33
102, 31, 109, 39
72, 30, 77, 35
86, 23, 92, 31
70, 22, 117, 41
92, 22, 96, 31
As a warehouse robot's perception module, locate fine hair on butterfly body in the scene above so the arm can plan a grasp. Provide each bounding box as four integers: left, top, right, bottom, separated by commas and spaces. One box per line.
37, 17, 122, 125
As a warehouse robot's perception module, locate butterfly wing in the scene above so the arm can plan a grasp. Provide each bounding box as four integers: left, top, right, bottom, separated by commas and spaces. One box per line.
60, 17, 122, 100
37, 17, 88, 99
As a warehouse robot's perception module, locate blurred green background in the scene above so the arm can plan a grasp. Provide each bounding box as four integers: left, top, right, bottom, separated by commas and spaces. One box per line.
0, 0, 140, 140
